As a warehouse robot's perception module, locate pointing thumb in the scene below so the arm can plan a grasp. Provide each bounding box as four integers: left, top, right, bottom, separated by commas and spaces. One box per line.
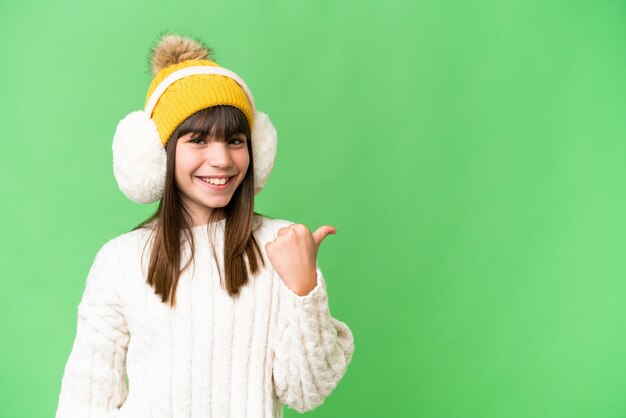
312, 225, 337, 248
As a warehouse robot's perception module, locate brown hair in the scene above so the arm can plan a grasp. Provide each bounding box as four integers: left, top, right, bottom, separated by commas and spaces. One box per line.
132, 105, 268, 307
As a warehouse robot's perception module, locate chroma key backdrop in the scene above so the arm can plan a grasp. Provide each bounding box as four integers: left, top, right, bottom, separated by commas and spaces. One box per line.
1, 0, 625, 417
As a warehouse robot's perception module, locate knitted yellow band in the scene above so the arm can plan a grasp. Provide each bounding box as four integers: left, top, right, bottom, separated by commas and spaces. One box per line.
145, 59, 254, 146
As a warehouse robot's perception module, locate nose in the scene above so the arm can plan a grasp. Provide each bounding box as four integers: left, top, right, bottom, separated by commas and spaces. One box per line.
204, 141, 233, 168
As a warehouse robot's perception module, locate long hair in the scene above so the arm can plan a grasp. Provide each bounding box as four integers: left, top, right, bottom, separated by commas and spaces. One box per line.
132, 105, 267, 307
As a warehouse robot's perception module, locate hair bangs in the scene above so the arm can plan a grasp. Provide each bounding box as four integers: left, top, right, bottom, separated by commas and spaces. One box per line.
176, 105, 250, 143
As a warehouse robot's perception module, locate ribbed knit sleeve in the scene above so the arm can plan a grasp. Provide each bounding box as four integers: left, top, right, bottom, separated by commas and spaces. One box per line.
56, 241, 130, 418
271, 266, 355, 413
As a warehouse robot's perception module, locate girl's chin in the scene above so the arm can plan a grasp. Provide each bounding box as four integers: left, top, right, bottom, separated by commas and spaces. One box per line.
196, 195, 230, 206
194, 191, 233, 206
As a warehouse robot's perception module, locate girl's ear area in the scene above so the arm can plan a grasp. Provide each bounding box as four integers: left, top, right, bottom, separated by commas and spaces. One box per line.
250, 110, 277, 195
112, 110, 167, 204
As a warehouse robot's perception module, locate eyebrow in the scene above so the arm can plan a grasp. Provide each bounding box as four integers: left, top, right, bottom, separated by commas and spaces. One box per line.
188, 132, 247, 140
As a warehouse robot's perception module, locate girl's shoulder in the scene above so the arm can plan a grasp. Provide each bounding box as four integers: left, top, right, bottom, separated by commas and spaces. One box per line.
96, 224, 155, 261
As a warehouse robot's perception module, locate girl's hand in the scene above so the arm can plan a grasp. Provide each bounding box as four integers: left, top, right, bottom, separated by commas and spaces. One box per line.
265, 224, 337, 296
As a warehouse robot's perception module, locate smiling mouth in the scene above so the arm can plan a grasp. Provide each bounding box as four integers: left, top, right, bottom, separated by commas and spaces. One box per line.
196, 176, 234, 187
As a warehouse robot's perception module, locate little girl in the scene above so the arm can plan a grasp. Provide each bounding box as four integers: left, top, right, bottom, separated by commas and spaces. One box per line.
55, 33, 354, 418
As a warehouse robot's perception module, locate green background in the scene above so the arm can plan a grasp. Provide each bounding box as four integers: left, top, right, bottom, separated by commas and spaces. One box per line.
1, 0, 625, 417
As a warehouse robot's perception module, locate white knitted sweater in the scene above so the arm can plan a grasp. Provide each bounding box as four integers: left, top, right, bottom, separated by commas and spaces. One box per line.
55, 216, 354, 418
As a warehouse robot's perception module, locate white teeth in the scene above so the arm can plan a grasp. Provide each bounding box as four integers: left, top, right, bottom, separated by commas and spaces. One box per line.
200, 177, 230, 185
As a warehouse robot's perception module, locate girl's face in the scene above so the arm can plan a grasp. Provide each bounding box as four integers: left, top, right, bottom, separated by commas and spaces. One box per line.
174, 130, 249, 225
